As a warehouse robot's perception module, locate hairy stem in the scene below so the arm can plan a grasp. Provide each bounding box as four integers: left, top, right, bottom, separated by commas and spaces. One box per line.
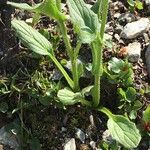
92, 0, 109, 107
98, 107, 114, 119
92, 39, 103, 107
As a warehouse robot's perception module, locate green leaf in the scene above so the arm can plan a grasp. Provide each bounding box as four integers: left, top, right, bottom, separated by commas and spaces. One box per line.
11, 20, 51, 55
67, 0, 100, 43
81, 85, 93, 96
129, 110, 137, 120
108, 57, 125, 74
126, 87, 136, 102
135, 0, 143, 10
127, 0, 135, 7
0, 102, 8, 113
117, 88, 126, 100
107, 115, 141, 148
57, 88, 82, 105
143, 105, 150, 123
91, 0, 102, 14
39, 96, 50, 106
7, 0, 66, 21
132, 100, 143, 110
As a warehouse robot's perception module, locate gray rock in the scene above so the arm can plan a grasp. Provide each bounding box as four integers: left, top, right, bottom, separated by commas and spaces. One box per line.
145, 0, 150, 5
120, 18, 150, 39
64, 138, 76, 150
75, 128, 86, 143
145, 45, 150, 78
118, 12, 136, 25
127, 42, 141, 63
0, 126, 19, 150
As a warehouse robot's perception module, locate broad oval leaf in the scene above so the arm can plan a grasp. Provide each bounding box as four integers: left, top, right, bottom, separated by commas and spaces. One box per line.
11, 20, 51, 55
107, 115, 141, 148
67, 0, 100, 43
57, 88, 82, 105
108, 57, 125, 74
8, 0, 66, 21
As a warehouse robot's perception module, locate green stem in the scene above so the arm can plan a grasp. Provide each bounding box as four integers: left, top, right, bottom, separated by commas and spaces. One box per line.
97, 107, 114, 119
58, 20, 80, 91
58, 21, 73, 61
72, 41, 82, 92
100, 0, 109, 39
92, 39, 103, 107
92, 0, 109, 107
49, 53, 74, 89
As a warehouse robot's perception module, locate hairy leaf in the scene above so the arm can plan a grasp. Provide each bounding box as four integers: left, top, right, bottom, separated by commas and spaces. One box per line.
107, 115, 141, 148
11, 20, 52, 55
57, 88, 82, 105
8, 0, 66, 21
67, 0, 100, 43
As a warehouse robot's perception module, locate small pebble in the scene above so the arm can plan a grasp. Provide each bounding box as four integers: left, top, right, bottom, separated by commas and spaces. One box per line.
127, 42, 141, 63
120, 18, 150, 39
145, 0, 150, 5
75, 128, 86, 143
118, 12, 136, 25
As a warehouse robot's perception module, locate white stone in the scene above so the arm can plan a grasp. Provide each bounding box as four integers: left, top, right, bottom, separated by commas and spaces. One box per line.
120, 18, 150, 39
145, 0, 150, 5
64, 138, 76, 150
145, 44, 150, 78
127, 42, 141, 63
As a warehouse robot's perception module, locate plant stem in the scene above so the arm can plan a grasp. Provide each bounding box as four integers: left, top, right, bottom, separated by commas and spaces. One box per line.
92, 0, 109, 107
92, 39, 102, 107
98, 107, 114, 119
100, 0, 109, 39
58, 21, 80, 91
49, 53, 74, 89
72, 41, 82, 91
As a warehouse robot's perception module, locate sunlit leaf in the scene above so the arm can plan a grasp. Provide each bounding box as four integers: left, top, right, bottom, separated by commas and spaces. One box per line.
107, 115, 141, 148
67, 0, 100, 43
11, 20, 52, 55
57, 88, 82, 105
8, 0, 66, 21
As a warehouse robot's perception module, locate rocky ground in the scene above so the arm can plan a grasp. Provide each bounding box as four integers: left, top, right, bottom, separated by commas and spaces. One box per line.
0, 0, 150, 150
